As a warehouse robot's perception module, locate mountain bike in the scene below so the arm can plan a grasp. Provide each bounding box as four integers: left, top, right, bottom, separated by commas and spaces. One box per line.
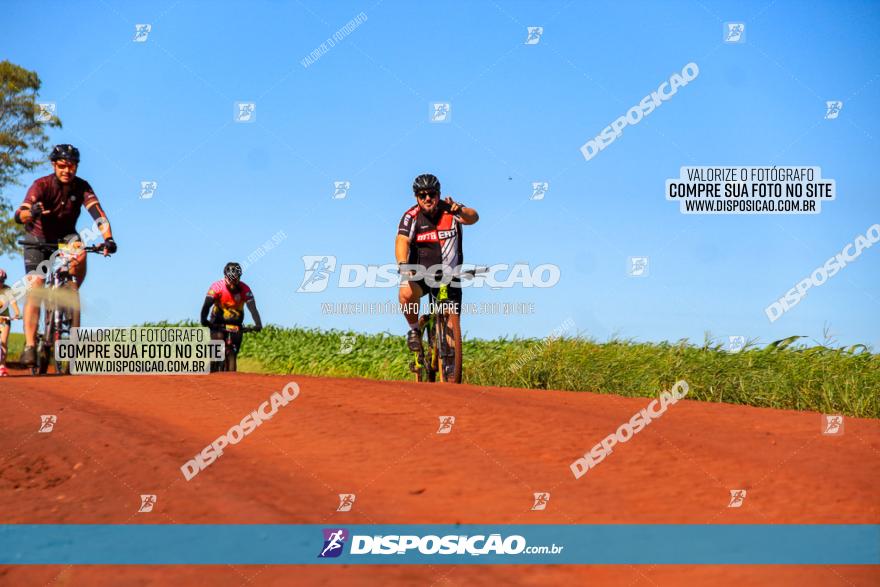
18, 239, 109, 375
210, 323, 258, 372
407, 267, 486, 384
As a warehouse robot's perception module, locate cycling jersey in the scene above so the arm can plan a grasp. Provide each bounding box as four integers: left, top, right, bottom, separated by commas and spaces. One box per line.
0, 285, 10, 318
397, 201, 463, 270
17, 174, 112, 242
206, 279, 254, 324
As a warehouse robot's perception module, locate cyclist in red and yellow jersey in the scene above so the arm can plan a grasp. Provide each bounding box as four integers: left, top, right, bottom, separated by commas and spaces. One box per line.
200, 262, 263, 340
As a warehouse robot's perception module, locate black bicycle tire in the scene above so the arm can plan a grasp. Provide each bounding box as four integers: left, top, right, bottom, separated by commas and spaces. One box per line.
54, 307, 71, 375
437, 312, 462, 384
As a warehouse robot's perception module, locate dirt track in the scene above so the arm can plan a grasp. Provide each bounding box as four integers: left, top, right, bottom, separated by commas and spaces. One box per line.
1, 371, 878, 586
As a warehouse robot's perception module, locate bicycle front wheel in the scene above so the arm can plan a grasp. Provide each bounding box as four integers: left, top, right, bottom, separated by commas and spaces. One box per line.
436, 313, 462, 384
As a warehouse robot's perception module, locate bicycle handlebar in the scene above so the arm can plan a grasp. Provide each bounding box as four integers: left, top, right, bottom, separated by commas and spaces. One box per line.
398, 266, 489, 280
17, 240, 109, 254
210, 323, 259, 333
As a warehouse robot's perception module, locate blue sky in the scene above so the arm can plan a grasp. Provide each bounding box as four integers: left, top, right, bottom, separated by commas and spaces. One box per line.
2, 0, 879, 347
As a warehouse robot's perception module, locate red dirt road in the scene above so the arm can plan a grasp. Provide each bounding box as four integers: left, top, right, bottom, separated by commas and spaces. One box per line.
1, 371, 878, 586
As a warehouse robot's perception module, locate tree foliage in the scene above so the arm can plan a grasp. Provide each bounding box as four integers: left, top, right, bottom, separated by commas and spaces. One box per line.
0, 60, 61, 254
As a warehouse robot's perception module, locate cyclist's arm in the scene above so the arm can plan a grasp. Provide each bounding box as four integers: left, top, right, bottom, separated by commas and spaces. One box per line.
10, 297, 21, 320
457, 205, 478, 225
245, 300, 262, 331
14, 182, 43, 224
200, 296, 215, 327
442, 197, 478, 225
396, 209, 416, 265
395, 234, 411, 265
82, 183, 113, 241
449, 200, 478, 225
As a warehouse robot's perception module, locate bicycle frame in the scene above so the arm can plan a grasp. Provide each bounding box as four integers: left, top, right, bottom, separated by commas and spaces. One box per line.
211, 323, 256, 372
407, 267, 487, 384
411, 283, 460, 383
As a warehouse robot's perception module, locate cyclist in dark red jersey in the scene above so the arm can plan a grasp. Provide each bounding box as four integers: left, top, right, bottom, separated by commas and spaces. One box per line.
396, 173, 479, 351
14, 144, 117, 365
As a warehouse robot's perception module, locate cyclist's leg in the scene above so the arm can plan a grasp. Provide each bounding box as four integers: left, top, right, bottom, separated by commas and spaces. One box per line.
69, 246, 87, 286
398, 279, 425, 328
65, 237, 88, 330
22, 236, 49, 350
0, 322, 8, 366
22, 274, 44, 348
400, 279, 428, 351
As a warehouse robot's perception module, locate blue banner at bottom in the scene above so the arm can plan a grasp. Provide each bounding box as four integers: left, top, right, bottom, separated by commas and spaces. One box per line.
1, 524, 878, 565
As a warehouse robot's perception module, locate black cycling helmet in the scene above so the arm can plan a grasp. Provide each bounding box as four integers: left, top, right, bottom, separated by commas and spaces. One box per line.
50, 144, 80, 163
412, 173, 440, 194
224, 262, 242, 283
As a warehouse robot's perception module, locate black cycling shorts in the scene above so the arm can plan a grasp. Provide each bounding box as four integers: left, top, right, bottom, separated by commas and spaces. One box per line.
410, 278, 462, 314
21, 234, 80, 274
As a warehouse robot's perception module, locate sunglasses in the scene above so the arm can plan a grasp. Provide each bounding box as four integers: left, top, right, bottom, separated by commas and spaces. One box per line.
416, 191, 438, 200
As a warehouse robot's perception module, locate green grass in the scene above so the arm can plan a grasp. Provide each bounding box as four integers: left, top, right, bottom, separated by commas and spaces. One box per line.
225, 325, 880, 418
7, 332, 24, 360
24, 321, 874, 419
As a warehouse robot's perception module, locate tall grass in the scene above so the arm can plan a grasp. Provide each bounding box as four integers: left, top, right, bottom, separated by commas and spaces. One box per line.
231, 326, 879, 418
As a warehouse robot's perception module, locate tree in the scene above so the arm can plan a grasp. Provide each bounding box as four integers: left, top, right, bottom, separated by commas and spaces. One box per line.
0, 60, 61, 254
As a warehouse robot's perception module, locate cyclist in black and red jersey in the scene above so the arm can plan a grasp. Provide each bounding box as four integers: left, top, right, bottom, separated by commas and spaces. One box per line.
200, 262, 263, 336
396, 173, 479, 351
14, 144, 117, 366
